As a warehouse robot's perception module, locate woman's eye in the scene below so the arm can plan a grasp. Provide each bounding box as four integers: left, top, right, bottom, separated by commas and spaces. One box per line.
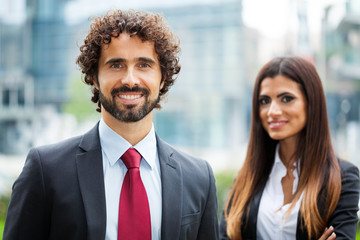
259, 97, 270, 105
282, 96, 294, 103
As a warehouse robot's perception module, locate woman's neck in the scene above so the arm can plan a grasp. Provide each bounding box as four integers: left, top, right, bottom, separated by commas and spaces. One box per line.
279, 140, 297, 169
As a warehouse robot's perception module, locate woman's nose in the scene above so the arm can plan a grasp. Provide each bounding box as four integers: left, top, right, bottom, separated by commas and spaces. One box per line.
267, 102, 282, 117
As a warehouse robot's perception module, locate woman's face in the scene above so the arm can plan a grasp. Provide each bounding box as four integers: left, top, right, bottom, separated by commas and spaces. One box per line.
258, 75, 307, 144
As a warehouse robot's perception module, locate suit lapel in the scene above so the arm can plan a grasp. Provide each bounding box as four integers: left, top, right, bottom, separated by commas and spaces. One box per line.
157, 135, 183, 240
245, 188, 264, 239
76, 123, 106, 240
296, 212, 307, 239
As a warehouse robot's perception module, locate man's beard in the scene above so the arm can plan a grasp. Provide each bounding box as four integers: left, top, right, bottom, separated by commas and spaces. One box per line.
99, 86, 160, 122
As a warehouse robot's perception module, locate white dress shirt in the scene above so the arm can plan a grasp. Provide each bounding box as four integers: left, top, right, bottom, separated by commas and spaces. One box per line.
257, 145, 302, 240
99, 119, 162, 240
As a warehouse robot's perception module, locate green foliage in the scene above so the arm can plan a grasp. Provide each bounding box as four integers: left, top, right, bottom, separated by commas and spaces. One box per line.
62, 75, 98, 122
214, 171, 236, 219
0, 194, 10, 239
0, 219, 4, 239
0, 195, 9, 223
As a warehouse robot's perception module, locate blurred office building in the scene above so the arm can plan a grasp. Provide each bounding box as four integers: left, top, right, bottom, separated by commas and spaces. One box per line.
150, 0, 257, 153
322, 0, 360, 165
0, 0, 70, 154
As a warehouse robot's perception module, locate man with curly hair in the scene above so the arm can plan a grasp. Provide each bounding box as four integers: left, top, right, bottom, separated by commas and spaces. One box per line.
4, 10, 219, 240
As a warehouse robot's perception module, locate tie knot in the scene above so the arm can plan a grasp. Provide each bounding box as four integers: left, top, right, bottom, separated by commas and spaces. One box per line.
121, 148, 141, 169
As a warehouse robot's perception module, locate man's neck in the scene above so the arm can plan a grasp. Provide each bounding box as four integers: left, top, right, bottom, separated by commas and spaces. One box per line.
102, 111, 154, 146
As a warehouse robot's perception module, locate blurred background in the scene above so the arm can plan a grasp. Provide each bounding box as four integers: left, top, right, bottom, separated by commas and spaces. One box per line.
0, 0, 359, 236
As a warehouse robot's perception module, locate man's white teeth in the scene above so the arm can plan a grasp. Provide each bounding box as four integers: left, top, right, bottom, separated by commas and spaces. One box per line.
119, 95, 141, 100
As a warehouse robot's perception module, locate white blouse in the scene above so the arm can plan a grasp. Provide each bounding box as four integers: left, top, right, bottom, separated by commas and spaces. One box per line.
256, 145, 303, 240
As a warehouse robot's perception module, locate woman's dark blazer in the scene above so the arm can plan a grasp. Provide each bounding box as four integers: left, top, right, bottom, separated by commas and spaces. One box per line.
220, 160, 360, 240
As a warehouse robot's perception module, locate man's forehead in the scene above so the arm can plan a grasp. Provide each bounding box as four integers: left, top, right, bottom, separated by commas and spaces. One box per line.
99, 33, 159, 63
100, 34, 154, 51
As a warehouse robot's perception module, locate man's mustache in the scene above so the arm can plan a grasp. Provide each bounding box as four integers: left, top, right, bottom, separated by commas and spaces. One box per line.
111, 86, 149, 96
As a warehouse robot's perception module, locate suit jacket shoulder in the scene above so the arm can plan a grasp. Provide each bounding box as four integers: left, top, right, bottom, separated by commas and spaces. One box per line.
326, 159, 359, 239
157, 137, 210, 177
156, 136, 219, 240
27, 121, 100, 167
4, 123, 105, 240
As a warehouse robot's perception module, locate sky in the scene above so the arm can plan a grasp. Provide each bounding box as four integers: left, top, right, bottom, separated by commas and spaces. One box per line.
64, 0, 347, 38
243, 0, 346, 37
0, 0, 26, 24
0, 0, 347, 38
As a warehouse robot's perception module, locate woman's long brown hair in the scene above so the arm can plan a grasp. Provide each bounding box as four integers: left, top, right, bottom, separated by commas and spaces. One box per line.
224, 56, 341, 239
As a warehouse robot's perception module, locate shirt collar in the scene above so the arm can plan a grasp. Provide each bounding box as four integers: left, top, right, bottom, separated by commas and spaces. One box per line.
98, 118, 157, 169
133, 123, 157, 170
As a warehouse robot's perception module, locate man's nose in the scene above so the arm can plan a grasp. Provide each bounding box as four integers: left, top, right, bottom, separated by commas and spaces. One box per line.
121, 68, 140, 88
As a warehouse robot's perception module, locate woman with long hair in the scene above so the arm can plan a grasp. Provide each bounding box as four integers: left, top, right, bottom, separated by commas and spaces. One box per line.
220, 56, 359, 239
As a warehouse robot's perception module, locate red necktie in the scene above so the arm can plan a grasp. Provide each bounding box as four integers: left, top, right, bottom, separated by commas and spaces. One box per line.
118, 148, 151, 240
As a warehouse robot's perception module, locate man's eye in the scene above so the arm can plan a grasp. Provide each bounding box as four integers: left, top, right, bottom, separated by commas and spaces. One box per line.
139, 63, 150, 68
259, 97, 270, 105
282, 96, 294, 103
111, 63, 122, 68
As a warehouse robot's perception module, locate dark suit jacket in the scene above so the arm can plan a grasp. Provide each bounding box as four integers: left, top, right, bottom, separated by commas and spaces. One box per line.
220, 160, 360, 240
3, 123, 219, 240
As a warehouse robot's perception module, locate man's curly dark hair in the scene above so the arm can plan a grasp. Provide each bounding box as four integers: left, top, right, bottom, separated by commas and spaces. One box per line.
76, 9, 181, 111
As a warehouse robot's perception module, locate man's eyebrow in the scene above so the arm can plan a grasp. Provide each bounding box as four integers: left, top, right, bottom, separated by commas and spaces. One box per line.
137, 57, 156, 64
104, 57, 156, 65
104, 58, 126, 65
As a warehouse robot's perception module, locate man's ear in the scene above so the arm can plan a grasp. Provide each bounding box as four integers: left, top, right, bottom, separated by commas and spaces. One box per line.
160, 76, 165, 90
93, 76, 99, 90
